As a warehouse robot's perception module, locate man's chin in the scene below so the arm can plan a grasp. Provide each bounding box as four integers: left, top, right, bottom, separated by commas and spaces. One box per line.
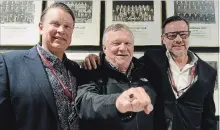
117, 55, 131, 59
172, 51, 186, 57
53, 41, 70, 47
51, 43, 68, 50
116, 58, 129, 63
116, 59, 132, 65
53, 40, 65, 45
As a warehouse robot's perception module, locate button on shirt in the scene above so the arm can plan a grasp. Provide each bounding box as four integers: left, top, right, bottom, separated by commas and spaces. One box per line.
166, 51, 198, 98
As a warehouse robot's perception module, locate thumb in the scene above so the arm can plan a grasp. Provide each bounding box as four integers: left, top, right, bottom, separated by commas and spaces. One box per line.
144, 104, 154, 115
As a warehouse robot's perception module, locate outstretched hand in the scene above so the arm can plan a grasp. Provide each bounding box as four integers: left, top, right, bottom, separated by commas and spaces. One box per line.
116, 87, 153, 115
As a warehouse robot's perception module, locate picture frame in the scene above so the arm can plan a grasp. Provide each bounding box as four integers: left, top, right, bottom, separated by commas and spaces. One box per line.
105, 0, 162, 46
47, 0, 101, 46
0, 1, 42, 46
166, 0, 219, 47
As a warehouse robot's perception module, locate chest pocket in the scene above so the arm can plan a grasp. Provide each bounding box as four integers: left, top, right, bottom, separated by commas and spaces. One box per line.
133, 78, 152, 91
96, 77, 132, 94
106, 79, 131, 94
96, 76, 152, 95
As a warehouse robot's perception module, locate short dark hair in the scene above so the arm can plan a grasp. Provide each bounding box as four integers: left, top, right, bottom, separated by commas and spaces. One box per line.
40, 2, 75, 25
161, 15, 189, 34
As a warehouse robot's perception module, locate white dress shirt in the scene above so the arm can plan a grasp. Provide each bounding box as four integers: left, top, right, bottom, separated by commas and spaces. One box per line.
166, 51, 198, 98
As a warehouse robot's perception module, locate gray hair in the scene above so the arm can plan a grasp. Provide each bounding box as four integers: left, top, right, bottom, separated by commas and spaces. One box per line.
102, 23, 134, 45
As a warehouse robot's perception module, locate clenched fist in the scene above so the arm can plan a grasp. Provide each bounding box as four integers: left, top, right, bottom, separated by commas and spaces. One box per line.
115, 87, 153, 114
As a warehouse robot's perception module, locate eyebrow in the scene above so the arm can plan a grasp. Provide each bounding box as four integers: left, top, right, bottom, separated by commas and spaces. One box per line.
165, 31, 189, 33
50, 20, 73, 26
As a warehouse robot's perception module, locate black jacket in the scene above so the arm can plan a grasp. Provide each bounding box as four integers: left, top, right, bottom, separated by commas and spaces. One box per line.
75, 57, 157, 130
141, 48, 217, 130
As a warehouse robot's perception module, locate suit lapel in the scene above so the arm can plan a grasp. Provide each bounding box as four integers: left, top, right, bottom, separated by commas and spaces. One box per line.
146, 49, 177, 99
23, 46, 59, 120
196, 59, 210, 89
147, 48, 168, 73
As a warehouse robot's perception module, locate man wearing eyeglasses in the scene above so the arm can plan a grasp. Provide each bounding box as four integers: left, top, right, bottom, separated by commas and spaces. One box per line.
82, 15, 217, 130
142, 15, 217, 130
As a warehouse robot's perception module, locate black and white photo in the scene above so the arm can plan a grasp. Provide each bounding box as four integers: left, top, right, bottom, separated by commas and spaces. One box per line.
106, 0, 161, 46
55, 1, 93, 23
112, 1, 154, 22
0, 1, 35, 24
0, 1, 42, 46
47, 0, 101, 46
174, 0, 216, 24
166, 0, 219, 47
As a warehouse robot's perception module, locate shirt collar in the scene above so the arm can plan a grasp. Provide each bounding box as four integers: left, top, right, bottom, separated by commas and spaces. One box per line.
37, 44, 67, 66
166, 50, 198, 66
104, 57, 134, 77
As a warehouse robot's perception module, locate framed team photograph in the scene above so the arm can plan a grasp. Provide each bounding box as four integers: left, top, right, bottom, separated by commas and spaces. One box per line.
0, 1, 42, 46
105, 0, 162, 46
47, 0, 101, 46
166, 0, 219, 47
196, 53, 219, 115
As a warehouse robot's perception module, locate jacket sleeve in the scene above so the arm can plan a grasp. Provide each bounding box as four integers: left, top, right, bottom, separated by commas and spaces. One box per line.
75, 81, 120, 120
75, 81, 136, 121
0, 54, 14, 130
201, 71, 217, 130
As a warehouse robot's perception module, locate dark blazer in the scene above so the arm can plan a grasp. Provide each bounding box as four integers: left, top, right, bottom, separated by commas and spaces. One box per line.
0, 46, 86, 130
141, 48, 217, 130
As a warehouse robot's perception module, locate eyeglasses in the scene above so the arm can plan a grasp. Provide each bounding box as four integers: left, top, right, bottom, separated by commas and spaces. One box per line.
163, 31, 191, 40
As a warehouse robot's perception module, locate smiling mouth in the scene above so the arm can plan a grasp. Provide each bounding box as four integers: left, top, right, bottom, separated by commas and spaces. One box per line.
173, 45, 184, 48
54, 36, 66, 41
173, 46, 184, 51
117, 54, 128, 56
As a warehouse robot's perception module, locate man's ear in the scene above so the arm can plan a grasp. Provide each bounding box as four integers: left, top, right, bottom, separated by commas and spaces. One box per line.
39, 22, 43, 34
102, 44, 107, 55
102, 44, 106, 50
161, 35, 165, 45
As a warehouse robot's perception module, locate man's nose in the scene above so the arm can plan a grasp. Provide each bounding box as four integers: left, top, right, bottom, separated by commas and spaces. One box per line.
174, 34, 182, 43
57, 26, 65, 34
118, 43, 127, 51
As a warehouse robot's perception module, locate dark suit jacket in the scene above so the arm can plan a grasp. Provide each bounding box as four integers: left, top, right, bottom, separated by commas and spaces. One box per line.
141, 48, 217, 130
0, 46, 87, 130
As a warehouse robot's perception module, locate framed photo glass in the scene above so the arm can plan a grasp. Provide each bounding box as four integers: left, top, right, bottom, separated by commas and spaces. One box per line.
47, 0, 101, 46
105, 0, 162, 46
0, 1, 42, 46
166, 0, 219, 47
